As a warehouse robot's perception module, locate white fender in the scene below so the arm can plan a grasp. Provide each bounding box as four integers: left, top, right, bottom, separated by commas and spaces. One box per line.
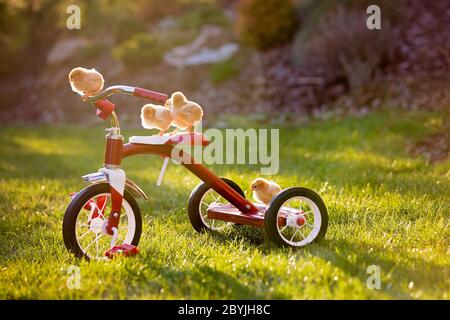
82, 170, 148, 200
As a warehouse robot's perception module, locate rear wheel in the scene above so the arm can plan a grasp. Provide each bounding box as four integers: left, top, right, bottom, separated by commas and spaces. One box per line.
63, 183, 142, 260
265, 187, 328, 247
188, 178, 245, 233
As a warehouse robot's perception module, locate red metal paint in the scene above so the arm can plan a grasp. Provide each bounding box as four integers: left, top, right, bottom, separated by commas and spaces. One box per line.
95, 99, 115, 120
207, 203, 265, 227
122, 143, 173, 158
92, 196, 107, 219
121, 143, 259, 215
277, 216, 287, 227
104, 137, 123, 166
166, 133, 210, 146
296, 216, 306, 227
104, 244, 139, 259
133, 87, 168, 103
106, 187, 123, 234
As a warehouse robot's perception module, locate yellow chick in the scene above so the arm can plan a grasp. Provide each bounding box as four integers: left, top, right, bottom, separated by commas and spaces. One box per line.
140, 104, 173, 136
165, 91, 203, 133
68, 67, 104, 97
251, 178, 282, 205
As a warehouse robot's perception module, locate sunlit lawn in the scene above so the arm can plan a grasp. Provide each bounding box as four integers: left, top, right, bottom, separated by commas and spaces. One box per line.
0, 109, 448, 299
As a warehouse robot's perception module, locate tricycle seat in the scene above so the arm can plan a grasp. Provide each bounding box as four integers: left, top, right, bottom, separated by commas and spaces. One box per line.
129, 133, 209, 146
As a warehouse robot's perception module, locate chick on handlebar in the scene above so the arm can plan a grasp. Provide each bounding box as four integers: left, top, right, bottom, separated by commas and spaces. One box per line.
68, 67, 105, 100
68, 66, 203, 135
68, 67, 168, 104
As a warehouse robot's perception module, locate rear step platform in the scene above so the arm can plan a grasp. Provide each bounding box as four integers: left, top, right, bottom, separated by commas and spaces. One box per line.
104, 244, 139, 259
207, 203, 301, 227
207, 203, 267, 227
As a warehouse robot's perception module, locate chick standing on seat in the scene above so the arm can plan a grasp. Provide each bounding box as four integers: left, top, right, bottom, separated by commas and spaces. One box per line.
251, 178, 282, 205
68, 67, 104, 98
140, 104, 173, 136
165, 91, 203, 133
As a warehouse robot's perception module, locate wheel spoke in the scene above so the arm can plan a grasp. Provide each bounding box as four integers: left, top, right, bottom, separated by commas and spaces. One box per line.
298, 228, 306, 240
83, 210, 90, 221
198, 188, 233, 231
84, 234, 102, 252
211, 192, 221, 202
290, 229, 299, 242
96, 236, 99, 258
201, 201, 209, 208
91, 199, 106, 219
77, 223, 91, 228
78, 229, 91, 241
288, 201, 293, 214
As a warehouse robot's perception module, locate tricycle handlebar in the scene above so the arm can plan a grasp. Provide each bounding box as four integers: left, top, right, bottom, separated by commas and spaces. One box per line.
86, 85, 168, 104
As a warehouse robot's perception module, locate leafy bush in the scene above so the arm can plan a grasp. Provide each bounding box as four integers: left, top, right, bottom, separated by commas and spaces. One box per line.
293, 6, 397, 91
235, 0, 298, 50
77, 43, 107, 61
0, 0, 59, 75
113, 30, 196, 70
113, 16, 148, 45
178, 5, 230, 31
113, 33, 165, 69
209, 58, 239, 85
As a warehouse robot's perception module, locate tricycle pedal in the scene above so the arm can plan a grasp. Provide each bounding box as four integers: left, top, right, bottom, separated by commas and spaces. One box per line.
104, 244, 139, 259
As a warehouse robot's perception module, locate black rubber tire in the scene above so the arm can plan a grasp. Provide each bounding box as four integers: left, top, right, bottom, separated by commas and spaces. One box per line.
63, 183, 142, 260
188, 178, 245, 233
265, 187, 328, 248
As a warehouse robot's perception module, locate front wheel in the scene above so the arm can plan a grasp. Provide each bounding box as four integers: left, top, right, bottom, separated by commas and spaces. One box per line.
265, 187, 328, 247
63, 183, 142, 260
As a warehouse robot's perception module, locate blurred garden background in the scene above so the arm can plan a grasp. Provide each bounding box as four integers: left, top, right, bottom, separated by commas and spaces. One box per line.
0, 0, 449, 299
0, 0, 448, 129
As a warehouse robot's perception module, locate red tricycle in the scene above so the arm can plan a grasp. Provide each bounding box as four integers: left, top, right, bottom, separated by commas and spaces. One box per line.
63, 85, 329, 260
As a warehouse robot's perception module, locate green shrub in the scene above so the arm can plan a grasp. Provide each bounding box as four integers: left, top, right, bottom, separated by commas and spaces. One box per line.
113, 16, 148, 45
78, 43, 107, 61
178, 5, 230, 31
113, 30, 196, 70
113, 33, 165, 69
235, 0, 298, 50
208, 58, 239, 85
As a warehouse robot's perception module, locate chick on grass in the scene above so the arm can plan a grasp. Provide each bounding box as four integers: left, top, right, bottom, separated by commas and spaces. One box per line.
251, 178, 282, 205
165, 91, 203, 133
140, 104, 173, 136
68, 67, 104, 98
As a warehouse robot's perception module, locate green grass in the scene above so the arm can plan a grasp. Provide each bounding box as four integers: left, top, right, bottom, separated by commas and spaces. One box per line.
0, 109, 448, 299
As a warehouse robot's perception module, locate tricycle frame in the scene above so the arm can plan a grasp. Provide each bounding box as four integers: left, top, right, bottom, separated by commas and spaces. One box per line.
65, 84, 328, 259
86, 85, 260, 236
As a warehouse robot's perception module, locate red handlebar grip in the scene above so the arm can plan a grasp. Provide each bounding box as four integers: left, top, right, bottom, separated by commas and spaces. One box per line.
95, 99, 115, 120
134, 87, 168, 103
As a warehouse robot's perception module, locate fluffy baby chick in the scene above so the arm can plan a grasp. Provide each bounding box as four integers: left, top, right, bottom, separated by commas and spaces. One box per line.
140, 104, 173, 136
165, 91, 203, 133
68, 67, 104, 97
251, 178, 282, 205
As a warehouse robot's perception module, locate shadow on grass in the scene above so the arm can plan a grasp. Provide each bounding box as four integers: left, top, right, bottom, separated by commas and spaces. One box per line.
302, 237, 447, 299
182, 222, 447, 299
149, 263, 272, 299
